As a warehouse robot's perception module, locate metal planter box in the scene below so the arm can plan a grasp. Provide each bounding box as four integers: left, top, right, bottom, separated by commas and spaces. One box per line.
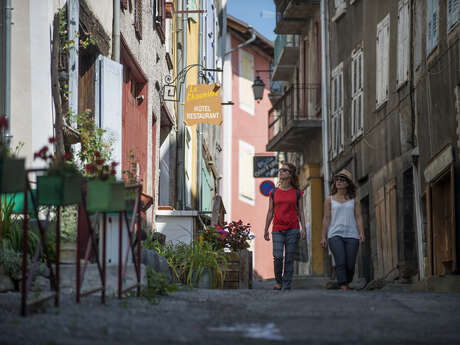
37, 174, 83, 206
86, 180, 125, 213
0, 157, 26, 194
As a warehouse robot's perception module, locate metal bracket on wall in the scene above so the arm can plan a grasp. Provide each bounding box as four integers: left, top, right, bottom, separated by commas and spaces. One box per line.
160, 63, 223, 103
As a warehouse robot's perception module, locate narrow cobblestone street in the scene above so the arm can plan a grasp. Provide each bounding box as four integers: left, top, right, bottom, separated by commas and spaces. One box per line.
1, 281, 459, 345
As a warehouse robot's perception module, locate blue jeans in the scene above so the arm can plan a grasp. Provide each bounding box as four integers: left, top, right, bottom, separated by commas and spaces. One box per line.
273, 229, 300, 289
328, 236, 360, 286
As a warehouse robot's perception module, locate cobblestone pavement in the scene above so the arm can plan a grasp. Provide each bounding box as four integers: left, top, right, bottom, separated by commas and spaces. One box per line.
1, 281, 459, 345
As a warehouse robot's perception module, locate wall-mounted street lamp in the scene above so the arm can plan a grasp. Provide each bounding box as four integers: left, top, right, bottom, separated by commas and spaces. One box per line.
252, 69, 272, 102
252, 76, 265, 102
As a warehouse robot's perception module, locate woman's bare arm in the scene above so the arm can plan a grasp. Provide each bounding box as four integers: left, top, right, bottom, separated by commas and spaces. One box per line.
264, 196, 274, 241
354, 198, 365, 243
298, 197, 307, 240
321, 197, 331, 248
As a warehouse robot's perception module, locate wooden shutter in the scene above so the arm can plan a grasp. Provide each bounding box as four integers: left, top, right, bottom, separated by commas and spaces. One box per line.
385, 180, 398, 276
383, 17, 390, 99
376, 21, 383, 105
339, 70, 344, 151
397, 0, 409, 86
427, 0, 438, 54
375, 187, 386, 279
134, 0, 143, 39
448, 0, 460, 31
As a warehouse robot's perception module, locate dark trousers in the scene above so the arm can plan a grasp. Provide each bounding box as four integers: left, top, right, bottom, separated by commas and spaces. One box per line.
272, 229, 299, 289
328, 236, 359, 286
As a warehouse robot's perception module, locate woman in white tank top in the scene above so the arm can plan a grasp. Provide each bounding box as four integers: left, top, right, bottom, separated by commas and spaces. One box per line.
320, 169, 365, 291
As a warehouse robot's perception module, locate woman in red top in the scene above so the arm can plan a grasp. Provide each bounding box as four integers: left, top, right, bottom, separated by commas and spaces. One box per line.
264, 163, 306, 290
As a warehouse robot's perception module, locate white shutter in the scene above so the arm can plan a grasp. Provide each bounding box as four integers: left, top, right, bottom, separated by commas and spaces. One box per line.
359, 92, 363, 133
339, 71, 344, 150
95, 56, 123, 178
351, 56, 356, 137
383, 18, 390, 99
376, 15, 389, 106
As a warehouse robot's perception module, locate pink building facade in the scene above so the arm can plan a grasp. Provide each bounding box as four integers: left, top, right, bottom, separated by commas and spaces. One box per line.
222, 16, 275, 280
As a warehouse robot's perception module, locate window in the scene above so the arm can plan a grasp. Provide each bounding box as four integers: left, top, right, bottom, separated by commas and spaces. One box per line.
134, 0, 143, 39
239, 49, 255, 115
333, 0, 347, 21
154, 0, 166, 42
335, 0, 347, 11
331, 63, 344, 156
351, 48, 363, 139
238, 140, 255, 205
187, 0, 199, 22
426, 0, 438, 55
376, 14, 390, 107
448, 0, 460, 31
397, 0, 410, 86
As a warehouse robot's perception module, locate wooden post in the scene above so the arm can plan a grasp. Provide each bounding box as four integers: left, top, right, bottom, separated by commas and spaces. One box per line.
51, 13, 65, 160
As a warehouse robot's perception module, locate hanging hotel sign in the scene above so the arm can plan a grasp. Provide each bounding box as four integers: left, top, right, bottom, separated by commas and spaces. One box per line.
184, 83, 222, 126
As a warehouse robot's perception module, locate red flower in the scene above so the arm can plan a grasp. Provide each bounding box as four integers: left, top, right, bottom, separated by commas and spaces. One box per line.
63, 152, 72, 161
110, 169, 116, 176
111, 161, 119, 168
95, 159, 105, 166
94, 151, 101, 158
48, 137, 56, 144
85, 164, 95, 173
0, 115, 8, 129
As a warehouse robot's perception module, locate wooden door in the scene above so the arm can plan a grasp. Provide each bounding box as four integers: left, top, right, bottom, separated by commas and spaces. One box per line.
375, 187, 386, 278
375, 180, 398, 279
431, 167, 456, 275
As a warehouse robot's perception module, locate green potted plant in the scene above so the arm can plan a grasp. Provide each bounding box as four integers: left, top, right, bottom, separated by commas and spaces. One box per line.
35, 137, 83, 206
201, 220, 254, 289
0, 115, 26, 194
85, 153, 125, 213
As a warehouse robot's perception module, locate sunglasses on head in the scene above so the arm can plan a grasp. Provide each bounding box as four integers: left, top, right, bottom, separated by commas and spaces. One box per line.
335, 176, 349, 182
279, 168, 290, 173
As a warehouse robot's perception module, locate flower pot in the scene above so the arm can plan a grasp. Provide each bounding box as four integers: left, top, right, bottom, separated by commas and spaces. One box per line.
37, 174, 83, 206
6, 189, 37, 214
0, 157, 25, 194
86, 180, 126, 213
191, 269, 212, 289
59, 242, 77, 264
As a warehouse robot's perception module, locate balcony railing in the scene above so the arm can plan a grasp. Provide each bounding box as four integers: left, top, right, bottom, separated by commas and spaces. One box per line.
274, 35, 300, 66
268, 84, 321, 143
275, 0, 320, 34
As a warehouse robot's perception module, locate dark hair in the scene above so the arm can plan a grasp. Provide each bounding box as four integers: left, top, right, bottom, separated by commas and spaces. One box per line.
330, 175, 357, 199
280, 162, 299, 189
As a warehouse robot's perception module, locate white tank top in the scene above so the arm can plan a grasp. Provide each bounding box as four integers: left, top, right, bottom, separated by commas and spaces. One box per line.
327, 197, 360, 239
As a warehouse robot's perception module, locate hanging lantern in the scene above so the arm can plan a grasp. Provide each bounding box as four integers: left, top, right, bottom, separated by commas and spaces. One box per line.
252, 76, 265, 101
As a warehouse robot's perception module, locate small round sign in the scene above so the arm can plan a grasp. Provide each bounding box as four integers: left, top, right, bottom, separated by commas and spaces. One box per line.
260, 180, 275, 197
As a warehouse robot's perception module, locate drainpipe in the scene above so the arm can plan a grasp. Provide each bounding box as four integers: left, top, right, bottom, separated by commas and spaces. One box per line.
223, 26, 256, 57
4, 0, 12, 144
112, 0, 120, 62
197, 0, 204, 212
68, 0, 79, 122
176, 0, 187, 209
320, 0, 330, 196
409, 0, 425, 280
